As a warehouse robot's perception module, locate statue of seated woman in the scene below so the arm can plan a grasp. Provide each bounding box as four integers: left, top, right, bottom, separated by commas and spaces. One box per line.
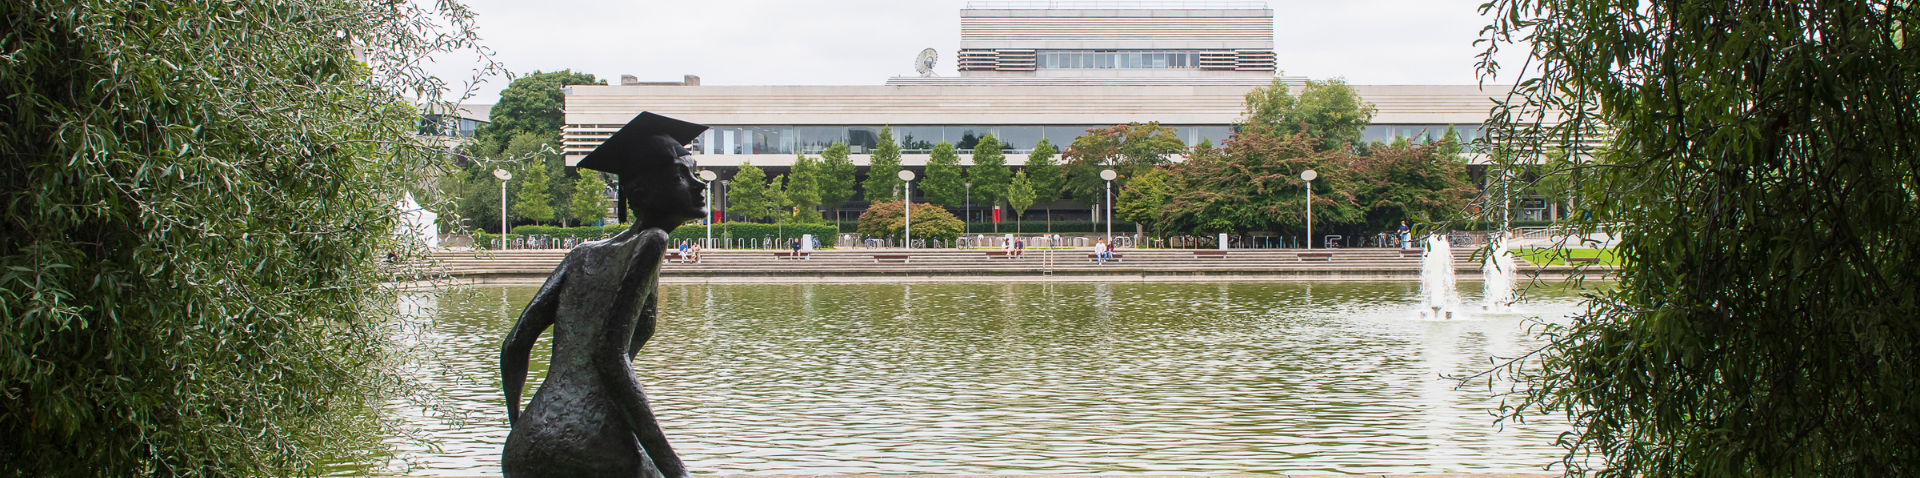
500, 113, 708, 478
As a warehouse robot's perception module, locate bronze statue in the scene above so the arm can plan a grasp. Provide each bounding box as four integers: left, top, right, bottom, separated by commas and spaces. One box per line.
501, 112, 708, 478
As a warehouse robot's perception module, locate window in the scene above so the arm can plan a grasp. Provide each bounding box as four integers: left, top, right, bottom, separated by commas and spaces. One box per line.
1039, 50, 1199, 69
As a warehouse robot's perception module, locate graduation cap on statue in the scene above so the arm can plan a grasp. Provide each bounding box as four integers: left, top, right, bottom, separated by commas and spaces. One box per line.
576, 112, 708, 223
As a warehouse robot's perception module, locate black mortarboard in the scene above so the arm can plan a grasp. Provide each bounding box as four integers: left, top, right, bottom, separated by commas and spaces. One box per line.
576, 112, 708, 223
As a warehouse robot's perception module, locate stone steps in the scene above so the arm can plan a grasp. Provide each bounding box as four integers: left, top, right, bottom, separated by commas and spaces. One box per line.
403, 248, 1573, 281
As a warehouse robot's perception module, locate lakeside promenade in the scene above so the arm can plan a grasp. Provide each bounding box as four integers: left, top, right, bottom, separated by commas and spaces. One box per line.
413, 248, 1611, 283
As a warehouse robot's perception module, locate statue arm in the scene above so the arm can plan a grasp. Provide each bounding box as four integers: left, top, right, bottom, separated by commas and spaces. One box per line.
593, 229, 690, 478
502, 258, 567, 425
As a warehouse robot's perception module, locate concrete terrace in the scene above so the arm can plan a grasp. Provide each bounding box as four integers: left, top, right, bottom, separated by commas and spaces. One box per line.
413, 248, 1610, 283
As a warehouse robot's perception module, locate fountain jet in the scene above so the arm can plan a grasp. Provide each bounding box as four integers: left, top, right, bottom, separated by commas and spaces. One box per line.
1419, 234, 1461, 319
1482, 232, 1517, 311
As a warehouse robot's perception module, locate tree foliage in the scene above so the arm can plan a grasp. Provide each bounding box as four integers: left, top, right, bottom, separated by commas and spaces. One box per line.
570, 172, 610, 226
863, 126, 903, 203
921, 141, 965, 207
817, 142, 858, 214
474, 70, 603, 150
1024, 138, 1064, 230
787, 154, 824, 224
727, 162, 776, 222
1157, 126, 1365, 236
856, 201, 964, 243
1480, 1, 1920, 476
967, 134, 1012, 208
1062, 122, 1184, 206
1241, 78, 1377, 151
512, 155, 554, 223
0, 0, 490, 475
1115, 167, 1175, 234
1007, 170, 1036, 232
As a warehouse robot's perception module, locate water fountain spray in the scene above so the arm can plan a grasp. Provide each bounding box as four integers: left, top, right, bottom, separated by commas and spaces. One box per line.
1419, 234, 1461, 319
1482, 231, 1517, 311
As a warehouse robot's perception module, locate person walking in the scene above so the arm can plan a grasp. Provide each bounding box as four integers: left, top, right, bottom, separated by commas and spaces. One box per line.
1398, 221, 1412, 249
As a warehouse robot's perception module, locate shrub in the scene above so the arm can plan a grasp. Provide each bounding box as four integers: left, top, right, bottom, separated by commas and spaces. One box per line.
858, 201, 964, 242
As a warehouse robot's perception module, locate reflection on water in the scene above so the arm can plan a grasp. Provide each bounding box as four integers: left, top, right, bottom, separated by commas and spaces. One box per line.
351, 281, 1596, 476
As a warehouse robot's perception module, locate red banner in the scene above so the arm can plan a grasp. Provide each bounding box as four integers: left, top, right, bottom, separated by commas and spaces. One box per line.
992, 206, 1002, 223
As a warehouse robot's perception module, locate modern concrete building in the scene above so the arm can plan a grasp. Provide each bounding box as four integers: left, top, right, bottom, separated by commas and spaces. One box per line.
560, 1, 1512, 221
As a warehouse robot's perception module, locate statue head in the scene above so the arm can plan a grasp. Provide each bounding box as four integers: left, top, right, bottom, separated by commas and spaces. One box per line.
576, 112, 711, 230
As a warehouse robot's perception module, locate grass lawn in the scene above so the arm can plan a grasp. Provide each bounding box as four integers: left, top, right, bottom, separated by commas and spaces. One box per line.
1514, 247, 1624, 266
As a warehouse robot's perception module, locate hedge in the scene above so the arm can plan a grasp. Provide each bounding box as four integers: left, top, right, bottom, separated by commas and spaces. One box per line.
485, 223, 840, 249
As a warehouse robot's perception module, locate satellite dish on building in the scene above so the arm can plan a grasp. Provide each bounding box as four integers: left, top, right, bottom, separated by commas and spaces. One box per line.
914, 48, 938, 77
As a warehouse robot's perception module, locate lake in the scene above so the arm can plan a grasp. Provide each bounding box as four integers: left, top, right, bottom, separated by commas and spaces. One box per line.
351, 280, 1596, 475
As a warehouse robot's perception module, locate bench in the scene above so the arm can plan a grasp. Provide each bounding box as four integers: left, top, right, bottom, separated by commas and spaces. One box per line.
1193, 250, 1229, 258
1085, 254, 1123, 262
773, 251, 810, 260
983, 250, 1013, 258
1297, 252, 1334, 261
872, 254, 910, 263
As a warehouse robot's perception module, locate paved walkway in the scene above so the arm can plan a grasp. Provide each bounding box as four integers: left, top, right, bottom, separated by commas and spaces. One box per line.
405, 248, 1611, 284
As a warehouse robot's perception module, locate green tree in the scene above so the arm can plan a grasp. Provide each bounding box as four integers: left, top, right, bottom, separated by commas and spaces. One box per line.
765, 174, 791, 224
1352, 141, 1476, 232
818, 142, 859, 222
856, 201, 964, 244
0, 0, 485, 474
1025, 138, 1065, 231
1158, 123, 1366, 240
727, 162, 775, 222
456, 161, 505, 232
1115, 167, 1176, 235
474, 70, 604, 151
922, 141, 966, 207
1062, 122, 1184, 206
1007, 170, 1036, 233
863, 126, 903, 202
1241, 78, 1377, 151
570, 172, 611, 226
968, 134, 1013, 224
1480, 1, 1920, 476
513, 157, 555, 223
786, 154, 824, 224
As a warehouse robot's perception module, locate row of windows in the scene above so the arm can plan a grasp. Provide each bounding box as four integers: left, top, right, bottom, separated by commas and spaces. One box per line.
1360, 125, 1483, 144
692, 125, 1236, 155
1038, 50, 1200, 69
680, 124, 1484, 155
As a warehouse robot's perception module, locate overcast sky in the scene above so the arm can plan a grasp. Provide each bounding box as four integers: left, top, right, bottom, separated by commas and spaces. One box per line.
432, 0, 1516, 105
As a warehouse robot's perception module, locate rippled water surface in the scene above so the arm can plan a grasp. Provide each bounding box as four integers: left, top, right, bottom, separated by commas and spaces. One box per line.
359, 281, 1598, 475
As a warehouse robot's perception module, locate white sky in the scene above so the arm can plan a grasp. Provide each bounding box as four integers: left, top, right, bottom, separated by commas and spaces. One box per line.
432, 0, 1517, 105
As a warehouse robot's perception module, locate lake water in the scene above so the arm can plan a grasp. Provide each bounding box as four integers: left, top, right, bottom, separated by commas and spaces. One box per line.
353, 280, 1597, 476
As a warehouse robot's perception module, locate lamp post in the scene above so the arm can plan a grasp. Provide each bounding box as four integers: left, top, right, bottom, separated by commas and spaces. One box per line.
964, 182, 972, 239
699, 170, 718, 249
898, 169, 916, 249
1301, 169, 1317, 249
493, 169, 512, 249
1100, 169, 1116, 246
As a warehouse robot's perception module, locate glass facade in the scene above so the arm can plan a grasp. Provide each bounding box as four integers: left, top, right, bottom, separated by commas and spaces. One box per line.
685, 124, 1259, 155
1040, 50, 1198, 69
1360, 124, 1483, 144
684, 124, 1482, 156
